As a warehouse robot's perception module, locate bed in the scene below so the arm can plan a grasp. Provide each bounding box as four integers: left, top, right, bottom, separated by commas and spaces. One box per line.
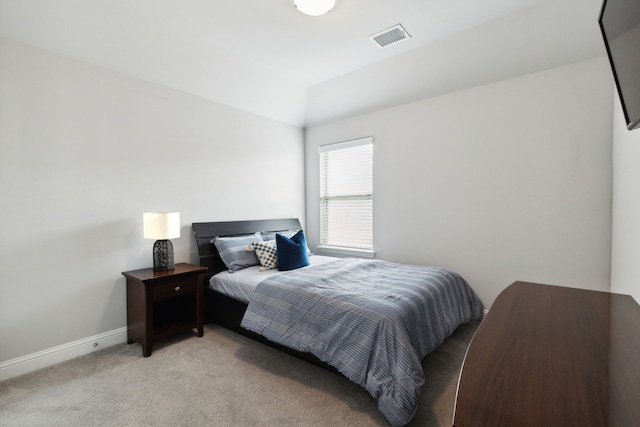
192, 218, 484, 426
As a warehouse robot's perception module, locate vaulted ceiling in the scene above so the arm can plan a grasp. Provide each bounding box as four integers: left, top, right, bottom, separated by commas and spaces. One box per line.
0, 0, 606, 127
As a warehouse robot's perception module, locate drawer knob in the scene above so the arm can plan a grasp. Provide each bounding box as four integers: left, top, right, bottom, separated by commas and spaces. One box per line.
175, 286, 181, 292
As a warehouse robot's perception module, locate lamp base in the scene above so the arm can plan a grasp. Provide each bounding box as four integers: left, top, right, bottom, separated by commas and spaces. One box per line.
152, 239, 175, 271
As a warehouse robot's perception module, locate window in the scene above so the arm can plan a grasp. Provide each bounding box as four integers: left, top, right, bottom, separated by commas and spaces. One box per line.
319, 137, 373, 255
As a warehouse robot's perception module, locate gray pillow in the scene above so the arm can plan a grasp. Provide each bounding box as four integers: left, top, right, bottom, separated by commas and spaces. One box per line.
212, 232, 263, 272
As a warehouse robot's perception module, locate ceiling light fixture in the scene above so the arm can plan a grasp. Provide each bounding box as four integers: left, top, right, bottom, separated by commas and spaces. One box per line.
294, 0, 335, 16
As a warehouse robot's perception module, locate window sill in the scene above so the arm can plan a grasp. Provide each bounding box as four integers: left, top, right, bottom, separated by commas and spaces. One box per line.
316, 245, 376, 259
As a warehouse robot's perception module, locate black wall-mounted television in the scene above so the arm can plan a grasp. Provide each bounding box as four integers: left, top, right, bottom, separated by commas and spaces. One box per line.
599, 0, 640, 131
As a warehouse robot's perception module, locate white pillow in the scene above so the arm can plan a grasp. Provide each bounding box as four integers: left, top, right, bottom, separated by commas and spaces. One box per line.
212, 232, 263, 272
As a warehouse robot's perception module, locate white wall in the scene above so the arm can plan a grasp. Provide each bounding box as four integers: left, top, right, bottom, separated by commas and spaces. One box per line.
305, 57, 614, 308
0, 1, 308, 127
0, 37, 305, 364
611, 93, 640, 304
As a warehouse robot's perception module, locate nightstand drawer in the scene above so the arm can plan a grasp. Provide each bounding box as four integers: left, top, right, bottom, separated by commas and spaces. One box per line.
154, 277, 196, 302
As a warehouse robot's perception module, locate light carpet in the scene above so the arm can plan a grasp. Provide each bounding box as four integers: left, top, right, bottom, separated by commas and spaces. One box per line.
0, 322, 478, 426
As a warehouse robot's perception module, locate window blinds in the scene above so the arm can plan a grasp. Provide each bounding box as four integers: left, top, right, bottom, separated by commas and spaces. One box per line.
319, 137, 373, 251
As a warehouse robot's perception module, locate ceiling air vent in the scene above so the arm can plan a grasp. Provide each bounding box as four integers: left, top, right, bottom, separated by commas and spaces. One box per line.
369, 24, 411, 48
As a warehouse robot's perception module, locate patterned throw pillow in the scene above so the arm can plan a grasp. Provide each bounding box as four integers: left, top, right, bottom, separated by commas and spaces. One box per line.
248, 240, 278, 271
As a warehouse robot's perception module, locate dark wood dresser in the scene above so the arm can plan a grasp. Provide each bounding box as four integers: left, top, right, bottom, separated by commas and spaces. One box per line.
453, 281, 640, 427
122, 263, 207, 356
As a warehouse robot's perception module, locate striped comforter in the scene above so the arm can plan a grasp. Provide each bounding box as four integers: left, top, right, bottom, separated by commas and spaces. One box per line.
240, 258, 484, 426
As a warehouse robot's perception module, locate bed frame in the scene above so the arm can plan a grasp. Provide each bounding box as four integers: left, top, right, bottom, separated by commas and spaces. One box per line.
191, 218, 337, 372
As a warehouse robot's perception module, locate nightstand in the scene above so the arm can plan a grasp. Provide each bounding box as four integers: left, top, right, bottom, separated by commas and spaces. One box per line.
122, 263, 207, 356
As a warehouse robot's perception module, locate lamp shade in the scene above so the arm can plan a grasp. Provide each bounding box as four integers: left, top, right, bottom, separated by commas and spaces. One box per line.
143, 212, 180, 240
294, 0, 335, 16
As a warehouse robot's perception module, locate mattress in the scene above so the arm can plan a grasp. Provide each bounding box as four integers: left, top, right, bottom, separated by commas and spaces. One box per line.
209, 255, 338, 303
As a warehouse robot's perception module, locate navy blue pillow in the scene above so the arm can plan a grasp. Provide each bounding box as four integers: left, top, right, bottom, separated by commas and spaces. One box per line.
276, 230, 310, 271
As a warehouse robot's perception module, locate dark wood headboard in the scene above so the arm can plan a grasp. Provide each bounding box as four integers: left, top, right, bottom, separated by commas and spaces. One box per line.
192, 218, 302, 277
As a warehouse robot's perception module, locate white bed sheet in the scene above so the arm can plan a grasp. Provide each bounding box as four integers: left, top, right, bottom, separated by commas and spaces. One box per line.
209, 255, 337, 303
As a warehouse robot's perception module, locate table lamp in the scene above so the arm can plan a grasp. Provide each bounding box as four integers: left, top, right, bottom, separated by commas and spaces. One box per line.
143, 212, 180, 271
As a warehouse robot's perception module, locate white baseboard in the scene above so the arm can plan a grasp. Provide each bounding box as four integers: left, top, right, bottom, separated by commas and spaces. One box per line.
0, 327, 128, 382
1, 307, 490, 382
